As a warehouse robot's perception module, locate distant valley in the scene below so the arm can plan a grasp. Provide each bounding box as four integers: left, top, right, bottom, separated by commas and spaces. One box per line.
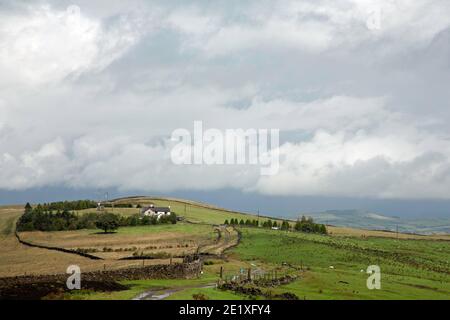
289, 210, 450, 235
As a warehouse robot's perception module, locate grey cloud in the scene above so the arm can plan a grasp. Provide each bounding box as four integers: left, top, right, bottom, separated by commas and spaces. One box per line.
1, 1, 450, 200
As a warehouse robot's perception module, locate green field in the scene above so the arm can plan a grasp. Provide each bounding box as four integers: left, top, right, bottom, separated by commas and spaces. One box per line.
151, 199, 259, 225
231, 228, 450, 299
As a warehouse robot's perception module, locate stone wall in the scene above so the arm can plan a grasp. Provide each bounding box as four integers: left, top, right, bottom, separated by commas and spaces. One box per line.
15, 231, 103, 260
0, 256, 203, 291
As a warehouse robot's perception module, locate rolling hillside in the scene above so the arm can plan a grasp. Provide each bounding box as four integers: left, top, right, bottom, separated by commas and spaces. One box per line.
1, 196, 449, 300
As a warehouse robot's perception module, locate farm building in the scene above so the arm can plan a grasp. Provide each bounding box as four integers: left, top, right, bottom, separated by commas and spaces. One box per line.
141, 204, 171, 220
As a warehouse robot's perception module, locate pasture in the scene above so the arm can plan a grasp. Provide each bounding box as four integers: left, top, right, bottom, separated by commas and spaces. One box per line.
231, 228, 450, 299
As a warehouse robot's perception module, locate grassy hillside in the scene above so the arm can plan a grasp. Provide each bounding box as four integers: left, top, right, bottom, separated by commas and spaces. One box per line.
2, 197, 450, 300
232, 228, 450, 299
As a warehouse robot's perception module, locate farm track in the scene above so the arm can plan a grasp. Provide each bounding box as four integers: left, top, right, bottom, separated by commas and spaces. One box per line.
198, 225, 240, 256
181, 208, 242, 257
133, 283, 217, 300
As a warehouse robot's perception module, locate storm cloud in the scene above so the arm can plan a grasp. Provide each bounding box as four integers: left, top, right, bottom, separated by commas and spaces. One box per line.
1, 0, 450, 200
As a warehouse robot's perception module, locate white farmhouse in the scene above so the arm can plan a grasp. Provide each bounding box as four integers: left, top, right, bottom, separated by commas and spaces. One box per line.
141, 204, 171, 220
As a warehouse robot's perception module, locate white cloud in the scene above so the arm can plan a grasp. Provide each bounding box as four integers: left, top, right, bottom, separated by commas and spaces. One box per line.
0, 138, 72, 189
254, 114, 450, 199
167, 0, 450, 56
0, 4, 141, 86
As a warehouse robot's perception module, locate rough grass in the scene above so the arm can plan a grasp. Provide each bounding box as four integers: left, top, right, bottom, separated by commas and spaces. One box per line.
231, 228, 450, 300
1, 216, 16, 237
149, 199, 270, 225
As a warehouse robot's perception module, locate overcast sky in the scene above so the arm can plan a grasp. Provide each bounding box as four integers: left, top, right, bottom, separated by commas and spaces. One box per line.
1, 1, 450, 215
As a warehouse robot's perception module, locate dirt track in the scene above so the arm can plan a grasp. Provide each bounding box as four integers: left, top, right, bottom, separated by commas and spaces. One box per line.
197, 226, 240, 256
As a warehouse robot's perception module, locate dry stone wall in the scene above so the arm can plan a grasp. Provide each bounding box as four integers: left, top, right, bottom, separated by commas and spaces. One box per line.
0, 256, 203, 291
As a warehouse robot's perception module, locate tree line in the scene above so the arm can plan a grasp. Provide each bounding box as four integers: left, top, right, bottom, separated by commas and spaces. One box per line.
224, 216, 327, 234
16, 202, 177, 233
39, 200, 97, 211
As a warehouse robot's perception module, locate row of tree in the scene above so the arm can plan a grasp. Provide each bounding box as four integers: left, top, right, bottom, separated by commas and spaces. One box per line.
224, 218, 259, 227
224, 216, 327, 234
16, 202, 177, 232
38, 200, 97, 211
39, 200, 144, 211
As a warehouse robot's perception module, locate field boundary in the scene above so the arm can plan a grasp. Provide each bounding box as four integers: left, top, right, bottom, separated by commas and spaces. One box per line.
0, 256, 203, 299
15, 230, 103, 260
0, 255, 202, 287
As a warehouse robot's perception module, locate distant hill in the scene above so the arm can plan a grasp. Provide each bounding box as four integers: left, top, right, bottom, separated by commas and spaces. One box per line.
291, 209, 450, 235
113, 197, 450, 235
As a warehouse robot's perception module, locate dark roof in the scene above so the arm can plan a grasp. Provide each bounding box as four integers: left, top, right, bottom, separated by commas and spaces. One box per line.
142, 206, 170, 213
